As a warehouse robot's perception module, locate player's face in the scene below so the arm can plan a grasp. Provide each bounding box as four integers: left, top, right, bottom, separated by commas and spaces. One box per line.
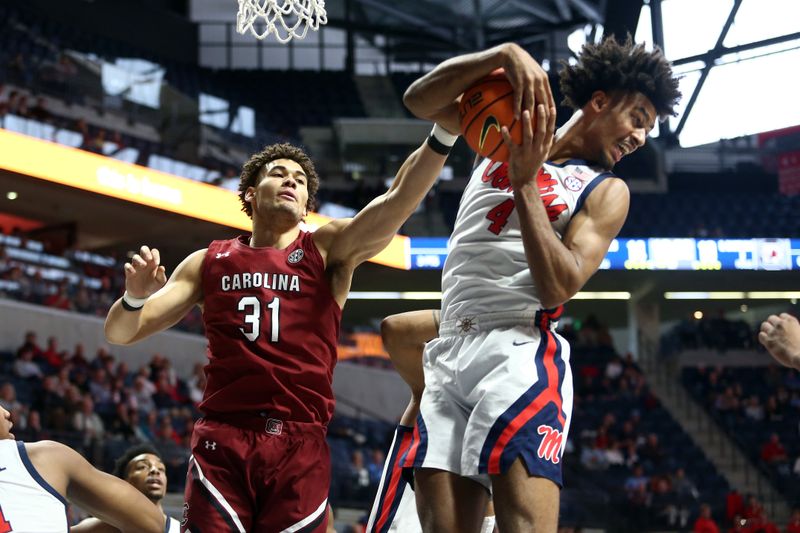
125, 453, 167, 502
247, 158, 310, 223
585, 91, 656, 169
0, 406, 13, 440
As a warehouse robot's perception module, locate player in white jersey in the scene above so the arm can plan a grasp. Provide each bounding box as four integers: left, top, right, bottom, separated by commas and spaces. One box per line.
402, 37, 681, 532
72, 444, 180, 533
0, 405, 164, 533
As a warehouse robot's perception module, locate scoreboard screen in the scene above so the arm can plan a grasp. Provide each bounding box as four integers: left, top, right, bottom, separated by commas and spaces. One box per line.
409, 237, 800, 271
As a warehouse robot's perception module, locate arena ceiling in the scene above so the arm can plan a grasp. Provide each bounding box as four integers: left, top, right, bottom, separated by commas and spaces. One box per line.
326, 0, 612, 60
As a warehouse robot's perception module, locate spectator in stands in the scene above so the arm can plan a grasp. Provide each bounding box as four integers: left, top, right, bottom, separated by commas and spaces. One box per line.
367, 448, 384, 486
759, 313, 800, 370
605, 355, 624, 380
69, 343, 90, 370
742, 394, 764, 421
14, 347, 44, 380
649, 474, 679, 527
29, 270, 49, 305
638, 432, 665, 469
44, 279, 73, 310
17, 331, 42, 358
760, 433, 789, 467
764, 395, 784, 423
72, 394, 105, 447
28, 96, 52, 123
346, 450, 371, 502
17, 408, 47, 441
726, 489, 744, 526
692, 503, 719, 533
39, 336, 65, 371
33, 376, 67, 428
0, 383, 24, 417
786, 509, 800, 533
672, 467, 698, 527
624, 465, 650, 530
89, 128, 107, 154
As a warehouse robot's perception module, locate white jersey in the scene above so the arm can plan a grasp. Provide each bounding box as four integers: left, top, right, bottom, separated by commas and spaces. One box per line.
0, 440, 68, 532
166, 515, 180, 532
440, 158, 613, 322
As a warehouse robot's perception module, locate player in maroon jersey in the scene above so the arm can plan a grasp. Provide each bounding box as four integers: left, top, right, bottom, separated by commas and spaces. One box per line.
104, 128, 458, 532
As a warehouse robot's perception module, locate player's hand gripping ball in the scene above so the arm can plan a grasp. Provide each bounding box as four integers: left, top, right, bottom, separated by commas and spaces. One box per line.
459, 69, 526, 162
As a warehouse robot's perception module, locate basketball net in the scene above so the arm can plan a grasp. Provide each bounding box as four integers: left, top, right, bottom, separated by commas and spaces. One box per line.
236, 0, 327, 43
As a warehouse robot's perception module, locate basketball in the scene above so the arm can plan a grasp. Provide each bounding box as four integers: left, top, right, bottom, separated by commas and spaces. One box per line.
458, 69, 523, 162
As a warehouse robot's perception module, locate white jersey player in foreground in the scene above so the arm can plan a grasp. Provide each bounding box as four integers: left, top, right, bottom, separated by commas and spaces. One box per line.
0, 405, 164, 533
396, 37, 681, 533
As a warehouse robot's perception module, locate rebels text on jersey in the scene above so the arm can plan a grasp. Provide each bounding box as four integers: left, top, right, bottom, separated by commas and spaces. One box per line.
199, 232, 341, 425
440, 158, 614, 321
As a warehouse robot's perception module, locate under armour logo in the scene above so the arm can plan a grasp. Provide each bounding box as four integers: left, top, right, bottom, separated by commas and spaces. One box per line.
215, 252, 231, 259
265, 418, 283, 435
204, 440, 217, 450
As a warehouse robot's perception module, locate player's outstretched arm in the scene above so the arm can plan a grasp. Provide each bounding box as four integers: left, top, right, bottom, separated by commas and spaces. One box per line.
71, 517, 125, 533
105, 246, 205, 345
403, 43, 554, 134
381, 309, 439, 398
26, 441, 164, 533
315, 137, 450, 272
759, 313, 800, 370
503, 108, 629, 308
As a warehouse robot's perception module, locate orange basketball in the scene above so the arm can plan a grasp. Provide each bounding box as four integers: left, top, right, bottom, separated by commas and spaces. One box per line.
458, 69, 523, 162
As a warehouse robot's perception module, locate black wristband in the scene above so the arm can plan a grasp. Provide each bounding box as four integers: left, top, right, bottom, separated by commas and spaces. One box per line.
121, 298, 143, 312
426, 134, 452, 156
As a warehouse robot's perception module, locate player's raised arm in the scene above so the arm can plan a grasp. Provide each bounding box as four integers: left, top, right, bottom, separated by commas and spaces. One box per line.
104, 246, 204, 345
25, 441, 164, 533
315, 127, 455, 271
403, 42, 554, 133
502, 108, 629, 308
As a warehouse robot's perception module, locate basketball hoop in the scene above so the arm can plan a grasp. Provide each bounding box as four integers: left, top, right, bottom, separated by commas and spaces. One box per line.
236, 0, 327, 43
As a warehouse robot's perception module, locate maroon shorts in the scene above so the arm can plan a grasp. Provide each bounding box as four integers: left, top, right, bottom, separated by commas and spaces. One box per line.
181, 414, 330, 533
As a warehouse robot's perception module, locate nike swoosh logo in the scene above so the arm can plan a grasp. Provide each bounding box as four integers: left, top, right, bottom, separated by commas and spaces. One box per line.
479, 115, 501, 151
0, 467, 6, 472
512, 340, 535, 346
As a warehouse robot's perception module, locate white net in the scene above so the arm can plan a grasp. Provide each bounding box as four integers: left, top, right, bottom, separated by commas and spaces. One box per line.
236, 0, 327, 43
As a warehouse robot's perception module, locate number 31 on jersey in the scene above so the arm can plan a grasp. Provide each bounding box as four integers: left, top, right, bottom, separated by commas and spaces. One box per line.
237, 296, 280, 342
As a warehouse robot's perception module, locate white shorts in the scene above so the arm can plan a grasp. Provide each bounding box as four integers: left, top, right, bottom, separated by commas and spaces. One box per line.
403, 309, 573, 489
367, 425, 496, 533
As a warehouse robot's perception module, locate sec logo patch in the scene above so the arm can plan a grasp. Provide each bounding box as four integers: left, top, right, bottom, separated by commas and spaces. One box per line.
564, 176, 584, 192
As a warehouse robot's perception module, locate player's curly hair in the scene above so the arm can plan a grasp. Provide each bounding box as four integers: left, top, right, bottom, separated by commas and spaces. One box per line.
238, 143, 319, 217
112, 443, 162, 479
560, 35, 681, 118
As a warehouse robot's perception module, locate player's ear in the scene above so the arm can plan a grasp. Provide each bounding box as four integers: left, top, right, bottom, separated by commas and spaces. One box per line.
244, 187, 255, 202
589, 90, 610, 112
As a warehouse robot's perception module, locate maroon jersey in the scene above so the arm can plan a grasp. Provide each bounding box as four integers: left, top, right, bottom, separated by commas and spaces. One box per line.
199, 231, 341, 425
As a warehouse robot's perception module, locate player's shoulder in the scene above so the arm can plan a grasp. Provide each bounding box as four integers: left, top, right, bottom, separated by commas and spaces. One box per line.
312, 218, 352, 251
24, 439, 79, 465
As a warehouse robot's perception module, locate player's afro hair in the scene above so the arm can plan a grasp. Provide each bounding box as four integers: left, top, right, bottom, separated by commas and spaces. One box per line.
559, 35, 681, 118
112, 443, 162, 479
238, 143, 320, 217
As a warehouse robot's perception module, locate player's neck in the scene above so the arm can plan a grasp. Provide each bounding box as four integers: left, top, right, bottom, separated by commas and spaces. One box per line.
249, 221, 301, 249
549, 111, 596, 165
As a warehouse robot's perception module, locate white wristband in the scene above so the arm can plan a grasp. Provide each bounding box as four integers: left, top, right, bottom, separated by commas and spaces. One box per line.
122, 291, 148, 309
431, 123, 459, 147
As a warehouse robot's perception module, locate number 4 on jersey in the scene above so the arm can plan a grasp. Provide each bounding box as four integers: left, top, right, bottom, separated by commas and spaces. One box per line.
486, 198, 515, 235
237, 296, 281, 342
0, 504, 12, 533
